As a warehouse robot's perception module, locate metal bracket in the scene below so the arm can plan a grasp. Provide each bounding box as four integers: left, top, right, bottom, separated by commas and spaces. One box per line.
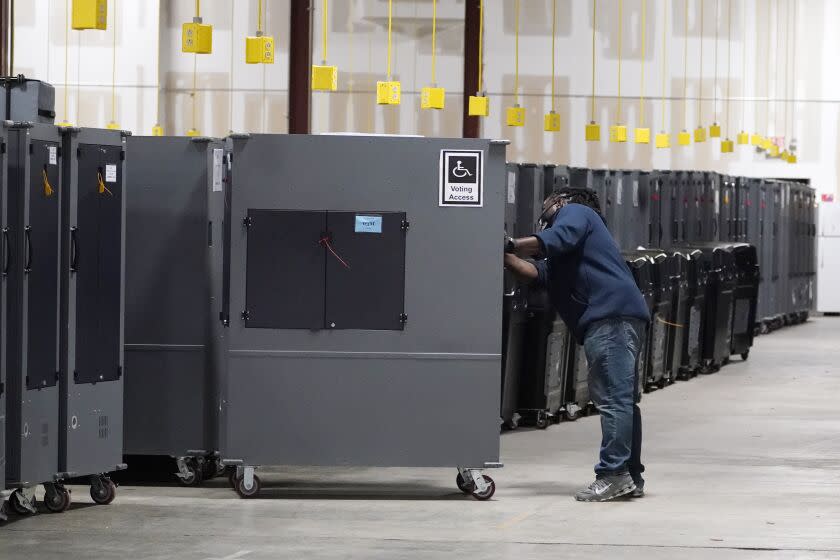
243, 216, 252, 228
175, 457, 192, 479
399, 313, 408, 324
457, 468, 488, 493
241, 310, 250, 322
401, 220, 410, 231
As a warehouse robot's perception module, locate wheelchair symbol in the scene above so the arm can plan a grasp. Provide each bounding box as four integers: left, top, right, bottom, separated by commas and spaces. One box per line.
452, 160, 473, 179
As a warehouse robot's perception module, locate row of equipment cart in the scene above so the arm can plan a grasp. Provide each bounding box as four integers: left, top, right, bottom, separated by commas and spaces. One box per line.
502, 164, 815, 429
1, 127, 815, 513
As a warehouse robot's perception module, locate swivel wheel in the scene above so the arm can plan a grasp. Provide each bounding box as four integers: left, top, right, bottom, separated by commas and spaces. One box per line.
234, 474, 262, 499
455, 473, 474, 494
90, 478, 117, 505
741, 351, 750, 361
177, 460, 203, 487
535, 411, 550, 430
565, 406, 582, 422
44, 485, 71, 514
471, 476, 496, 501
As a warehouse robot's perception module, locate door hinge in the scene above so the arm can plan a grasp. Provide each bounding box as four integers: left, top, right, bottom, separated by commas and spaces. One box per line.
55, 371, 60, 382
241, 310, 250, 322
73, 371, 78, 382
243, 216, 252, 228
57, 146, 62, 158
1, 141, 6, 154
76, 147, 81, 158
220, 311, 230, 326
401, 220, 410, 231
117, 366, 123, 379
399, 313, 408, 324
28, 143, 33, 154
120, 149, 126, 161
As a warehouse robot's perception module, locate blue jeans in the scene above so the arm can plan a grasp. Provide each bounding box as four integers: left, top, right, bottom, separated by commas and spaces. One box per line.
583, 317, 647, 483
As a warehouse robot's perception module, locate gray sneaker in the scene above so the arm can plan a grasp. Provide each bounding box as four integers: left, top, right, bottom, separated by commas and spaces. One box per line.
574, 474, 636, 502
631, 479, 645, 498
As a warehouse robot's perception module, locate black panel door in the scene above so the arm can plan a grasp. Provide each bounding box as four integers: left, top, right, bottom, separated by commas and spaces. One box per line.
324, 211, 406, 331
245, 209, 326, 329
75, 144, 123, 384
26, 140, 61, 389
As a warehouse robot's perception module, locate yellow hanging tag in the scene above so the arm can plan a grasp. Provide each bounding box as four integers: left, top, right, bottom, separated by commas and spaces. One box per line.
737, 131, 749, 145
780, 150, 790, 161
655, 132, 671, 148
506, 105, 525, 127
246, 35, 275, 64
186, 128, 201, 137
787, 153, 797, 164
97, 172, 113, 196
635, 128, 650, 144
694, 127, 707, 143
760, 137, 772, 151
152, 124, 164, 136
609, 125, 628, 143
751, 133, 763, 146
721, 139, 734, 153
544, 111, 561, 132
421, 87, 446, 110
769, 144, 780, 157
585, 121, 601, 142
312, 66, 339, 91
106, 121, 120, 130
468, 95, 489, 117
42, 170, 55, 197
709, 123, 721, 138
57, 120, 73, 128
376, 81, 401, 105
677, 130, 691, 146
182, 19, 213, 54
72, 0, 107, 30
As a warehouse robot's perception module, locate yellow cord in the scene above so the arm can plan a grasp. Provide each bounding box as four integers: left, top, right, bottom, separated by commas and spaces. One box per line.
155, 0, 161, 127
229, 0, 234, 131
192, 54, 197, 132
590, 0, 597, 121
258, 0, 263, 34
110, 0, 117, 125
431, 0, 437, 83
782, 0, 788, 140
660, 0, 667, 131
97, 172, 113, 196
63, 0, 69, 122
725, 0, 732, 136
790, 0, 797, 140
698, 0, 704, 125
386, 0, 393, 80
775, 0, 781, 137
682, 0, 688, 130
616, 0, 622, 122
195, 0, 200, 18
766, 0, 771, 135
713, 0, 719, 122
551, 0, 556, 112
514, 0, 520, 104
43, 169, 54, 197
740, 0, 746, 132
477, 0, 484, 93
322, 0, 328, 63
639, 0, 645, 127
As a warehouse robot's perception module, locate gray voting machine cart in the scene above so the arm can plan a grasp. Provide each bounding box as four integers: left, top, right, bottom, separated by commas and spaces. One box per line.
124, 136, 224, 485
213, 134, 505, 500
0, 124, 8, 519
57, 126, 128, 508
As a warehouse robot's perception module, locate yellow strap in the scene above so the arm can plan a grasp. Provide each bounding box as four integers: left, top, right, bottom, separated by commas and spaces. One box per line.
258, 0, 263, 34
790, 0, 797, 138
386, 0, 393, 80
514, 0, 520, 104
110, 0, 117, 125
63, 0, 69, 122
42, 169, 54, 197
195, 0, 200, 18
477, 0, 484, 93
766, 0, 771, 135
656, 316, 685, 329
431, 0, 437, 83
713, 0, 719, 121
616, 0, 622, 122
192, 54, 198, 132
725, 0, 732, 136
98, 172, 113, 196
660, 0, 667, 132
639, 0, 645, 126
590, 0, 597, 121
740, 0, 746, 132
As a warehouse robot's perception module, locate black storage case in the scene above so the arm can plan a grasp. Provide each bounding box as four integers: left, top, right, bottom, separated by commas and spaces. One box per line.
690, 244, 737, 372
668, 250, 691, 379
728, 243, 759, 360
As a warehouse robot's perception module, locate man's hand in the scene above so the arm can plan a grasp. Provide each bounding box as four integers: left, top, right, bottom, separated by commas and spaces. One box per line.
504, 252, 538, 282
507, 236, 543, 258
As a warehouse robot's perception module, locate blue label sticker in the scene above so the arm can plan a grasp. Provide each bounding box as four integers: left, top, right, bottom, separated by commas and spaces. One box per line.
355, 215, 382, 233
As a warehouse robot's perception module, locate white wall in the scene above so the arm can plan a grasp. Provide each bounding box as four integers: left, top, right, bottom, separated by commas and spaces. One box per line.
11, 0, 839, 195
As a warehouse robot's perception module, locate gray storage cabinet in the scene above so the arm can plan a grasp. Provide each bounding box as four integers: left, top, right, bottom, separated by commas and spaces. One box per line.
58, 127, 126, 504
123, 136, 223, 484
4, 123, 64, 513
215, 134, 504, 500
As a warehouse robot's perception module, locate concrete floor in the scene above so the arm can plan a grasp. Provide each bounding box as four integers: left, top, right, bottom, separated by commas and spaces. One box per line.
2, 317, 840, 560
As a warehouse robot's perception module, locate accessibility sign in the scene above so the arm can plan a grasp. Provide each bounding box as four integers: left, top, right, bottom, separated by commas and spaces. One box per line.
439, 149, 483, 207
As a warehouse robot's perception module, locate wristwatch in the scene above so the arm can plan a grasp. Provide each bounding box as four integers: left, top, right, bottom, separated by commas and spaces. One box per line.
504, 237, 516, 254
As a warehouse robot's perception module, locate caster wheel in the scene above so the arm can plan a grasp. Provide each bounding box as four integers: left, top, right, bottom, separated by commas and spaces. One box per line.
177, 460, 203, 487
227, 468, 238, 489
471, 476, 496, 501
90, 479, 117, 505
535, 412, 549, 430
565, 409, 580, 422
456, 473, 474, 494
44, 485, 71, 513
502, 418, 519, 431
10, 490, 35, 515
741, 351, 749, 361
234, 474, 261, 499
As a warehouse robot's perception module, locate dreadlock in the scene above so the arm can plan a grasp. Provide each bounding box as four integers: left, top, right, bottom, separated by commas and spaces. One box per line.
546, 187, 606, 224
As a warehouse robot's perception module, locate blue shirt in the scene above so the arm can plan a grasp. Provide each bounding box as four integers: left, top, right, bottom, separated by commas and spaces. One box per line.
534, 203, 650, 342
